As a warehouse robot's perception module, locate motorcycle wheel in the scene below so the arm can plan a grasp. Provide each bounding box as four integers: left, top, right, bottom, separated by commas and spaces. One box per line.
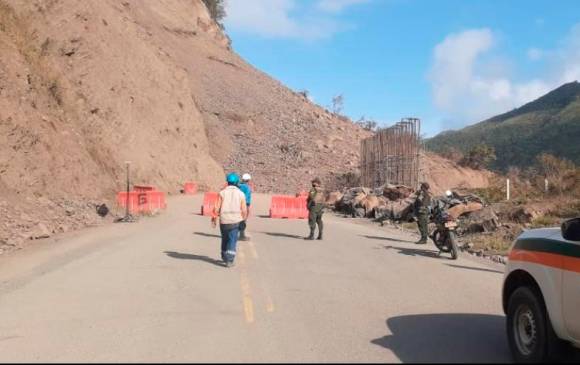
448, 231, 458, 260
432, 229, 451, 253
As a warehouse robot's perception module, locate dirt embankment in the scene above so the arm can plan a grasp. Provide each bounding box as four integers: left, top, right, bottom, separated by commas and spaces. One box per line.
0, 0, 370, 252
422, 153, 492, 195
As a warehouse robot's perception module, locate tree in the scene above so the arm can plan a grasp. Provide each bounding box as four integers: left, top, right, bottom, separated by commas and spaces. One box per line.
202, 0, 226, 28
460, 144, 496, 170
536, 153, 576, 194
355, 116, 378, 131
331, 94, 344, 115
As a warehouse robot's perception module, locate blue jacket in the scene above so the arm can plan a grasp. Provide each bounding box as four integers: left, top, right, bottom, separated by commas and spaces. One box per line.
238, 183, 252, 206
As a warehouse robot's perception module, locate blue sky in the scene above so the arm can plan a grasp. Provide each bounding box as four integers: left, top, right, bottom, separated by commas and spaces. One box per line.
224, 0, 580, 137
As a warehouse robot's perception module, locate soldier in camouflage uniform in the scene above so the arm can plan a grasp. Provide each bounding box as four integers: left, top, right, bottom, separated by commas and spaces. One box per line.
305, 177, 325, 240
415, 182, 432, 244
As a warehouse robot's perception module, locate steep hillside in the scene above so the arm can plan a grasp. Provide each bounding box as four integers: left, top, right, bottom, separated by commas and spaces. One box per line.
421, 153, 492, 195
0, 0, 368, 251
427, 81, 580, 170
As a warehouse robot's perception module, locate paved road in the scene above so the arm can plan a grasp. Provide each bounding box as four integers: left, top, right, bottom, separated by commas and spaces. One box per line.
0, 194, 512, 363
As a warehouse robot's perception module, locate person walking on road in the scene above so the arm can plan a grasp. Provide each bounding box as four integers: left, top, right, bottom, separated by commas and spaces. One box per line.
305, 177, 325, 240
414, 182, 432, 245
238, 173, 252, 241
212, 173, 248, 267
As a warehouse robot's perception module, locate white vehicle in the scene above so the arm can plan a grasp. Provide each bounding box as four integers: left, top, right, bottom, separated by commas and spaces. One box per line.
502, 217, 580, 363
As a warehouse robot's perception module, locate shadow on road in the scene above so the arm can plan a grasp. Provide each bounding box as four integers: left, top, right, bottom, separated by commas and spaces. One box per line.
262, 232, 304, 239
164, 251, 225, 267
361, 235, 414, 243
371, 313, 511, 363
257, 215, 271, 218
446, 263, 504, 274
382, 245, 441, 259
193, 232, 221, 238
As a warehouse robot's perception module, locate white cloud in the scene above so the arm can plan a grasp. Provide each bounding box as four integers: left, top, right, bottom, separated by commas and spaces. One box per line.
558, 23, 580, 84
317, 0, 370, 13
224, 0, 368, 39
430, 28, 494, 112
429, 25, 580, 128
527, 47, 543, 61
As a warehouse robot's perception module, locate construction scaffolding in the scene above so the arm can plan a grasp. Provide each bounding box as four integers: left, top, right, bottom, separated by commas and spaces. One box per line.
360, 118, 422, 189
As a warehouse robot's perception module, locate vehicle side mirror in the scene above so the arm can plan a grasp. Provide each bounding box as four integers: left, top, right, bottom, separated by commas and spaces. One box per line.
561, 217, 580, 241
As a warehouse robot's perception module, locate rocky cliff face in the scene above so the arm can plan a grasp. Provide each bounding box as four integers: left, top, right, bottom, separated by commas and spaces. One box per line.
0, 0, 489, 254
0, 0, 367, 252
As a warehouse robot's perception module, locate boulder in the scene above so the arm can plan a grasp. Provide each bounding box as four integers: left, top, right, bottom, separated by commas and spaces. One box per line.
448, 202, 484, 220
362, 195, 380, 217
462, 207, 499, 233
31, 223, 51, 239
382, 184, 414, 201
326, 191, 343, 207
354, 207, 366, 218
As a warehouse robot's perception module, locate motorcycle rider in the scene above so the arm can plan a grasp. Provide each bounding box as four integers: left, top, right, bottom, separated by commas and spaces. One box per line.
414, 182, 432, 245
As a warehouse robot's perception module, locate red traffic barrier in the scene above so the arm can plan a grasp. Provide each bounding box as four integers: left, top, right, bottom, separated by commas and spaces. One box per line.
116, 190, 166, 215
184, 182, 198, 195
201, 192, 219, 216
270, 195, 308, 219
294, 196, 309, 219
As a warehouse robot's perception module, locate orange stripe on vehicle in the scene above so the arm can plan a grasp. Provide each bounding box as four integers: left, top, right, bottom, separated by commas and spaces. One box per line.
509, 249, 564, 270
563, 256, 580, 274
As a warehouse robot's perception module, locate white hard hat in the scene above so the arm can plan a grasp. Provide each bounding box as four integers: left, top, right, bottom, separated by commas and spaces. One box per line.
242, 173, 251, 181
445, 190, 453, 197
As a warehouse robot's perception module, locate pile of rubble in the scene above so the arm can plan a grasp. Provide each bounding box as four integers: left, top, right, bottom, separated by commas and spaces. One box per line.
0, 197, 115, 255
328, 184, 417, 221
328, 185, 500, 238
328, 185, 494, 225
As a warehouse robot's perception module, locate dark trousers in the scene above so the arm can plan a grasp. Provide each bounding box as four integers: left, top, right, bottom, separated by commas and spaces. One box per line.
308, 207, 324, 235
239, 205, 250, 237
417, 212, 429, 241
220, 223, 240, 263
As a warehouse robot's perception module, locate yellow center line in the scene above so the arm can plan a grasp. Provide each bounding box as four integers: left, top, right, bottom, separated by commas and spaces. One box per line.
239, 245, 254, 324
248, 238, 276, 315
266, 294, 275, 313
248, 240, 259, 259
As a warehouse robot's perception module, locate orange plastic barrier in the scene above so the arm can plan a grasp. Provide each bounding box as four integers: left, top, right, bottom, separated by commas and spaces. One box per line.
270, 195, 308, 219
294, 196, 309, 219
201, 192, 219, 216
116, 190, 166, 215
183, 182, 198, 195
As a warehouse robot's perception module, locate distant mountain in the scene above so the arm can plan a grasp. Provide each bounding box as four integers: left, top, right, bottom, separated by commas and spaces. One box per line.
426, 81, 580, 170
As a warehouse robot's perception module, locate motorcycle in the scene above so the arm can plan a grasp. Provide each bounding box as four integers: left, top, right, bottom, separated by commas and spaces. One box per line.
430, 199, 459, 260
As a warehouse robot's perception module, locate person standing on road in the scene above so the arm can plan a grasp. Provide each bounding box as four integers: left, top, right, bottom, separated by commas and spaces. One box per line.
212, 173, 248, 267
414, 182, 432, 245
305, 177, 325, 240
238, 173, 252, 241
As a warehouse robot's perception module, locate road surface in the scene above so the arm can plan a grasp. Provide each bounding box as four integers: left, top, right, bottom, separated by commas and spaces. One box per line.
0, 194, 512, 362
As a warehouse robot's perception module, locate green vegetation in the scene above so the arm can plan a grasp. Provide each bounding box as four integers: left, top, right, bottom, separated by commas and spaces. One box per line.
202, 0, 226, 28
459, 143, 496, 170
355, 116, 378, 131
530, 215, 561, 228
427, 81, 580, 171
